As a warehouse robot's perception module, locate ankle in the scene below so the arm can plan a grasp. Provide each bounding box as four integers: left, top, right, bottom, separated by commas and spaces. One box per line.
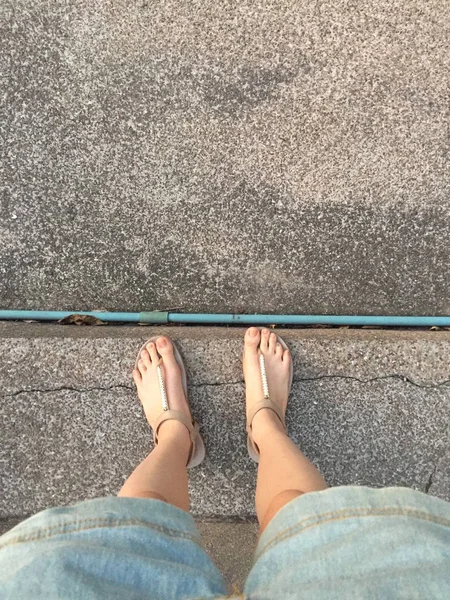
251, 408, 286, 446
156, 421, 191, 453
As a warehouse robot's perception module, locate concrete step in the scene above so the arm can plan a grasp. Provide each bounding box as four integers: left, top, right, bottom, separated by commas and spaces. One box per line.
1, 323, 449, 523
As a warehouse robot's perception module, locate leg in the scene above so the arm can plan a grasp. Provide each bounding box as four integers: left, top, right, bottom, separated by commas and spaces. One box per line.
253, 411, 327, 531
118, 337, 193, 512
243, 328, 327, 532
118, 421, 190, 510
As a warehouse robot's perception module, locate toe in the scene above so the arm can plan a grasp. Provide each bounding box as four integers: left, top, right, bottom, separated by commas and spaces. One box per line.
269, 332, 277, 353
156, 337, 180, 373
244, 327, 260, 349
137, 358, 146, 375
132, 368, 142, 385
156, 336, 174, 358
283, 348, 291, 364
141, 348, 151, 367
146, 341, 159, 363
276, 342, 283, 357
260, 328, 270, 351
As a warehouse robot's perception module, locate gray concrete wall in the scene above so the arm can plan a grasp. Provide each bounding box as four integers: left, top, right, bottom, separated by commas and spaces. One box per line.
1, 1, 449, 314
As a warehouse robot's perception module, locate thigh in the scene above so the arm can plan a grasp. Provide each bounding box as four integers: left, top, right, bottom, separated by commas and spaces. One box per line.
0, 496, 227, 600
245, 486, 450, 600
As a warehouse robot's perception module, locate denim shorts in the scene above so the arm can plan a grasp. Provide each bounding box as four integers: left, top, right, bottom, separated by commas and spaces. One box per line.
1, 486, 449, 599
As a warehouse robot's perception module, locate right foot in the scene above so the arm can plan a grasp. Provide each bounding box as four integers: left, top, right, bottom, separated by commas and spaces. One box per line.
132, 336, 191, 453
243, 327, 291, 445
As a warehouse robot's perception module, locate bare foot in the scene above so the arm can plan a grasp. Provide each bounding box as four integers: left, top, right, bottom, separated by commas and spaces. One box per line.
243, 327, 291, 445
132, 336, 191, 451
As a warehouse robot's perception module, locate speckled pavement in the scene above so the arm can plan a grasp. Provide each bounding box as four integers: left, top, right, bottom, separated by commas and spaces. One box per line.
1, 0, 449, 314
1, 323, 449, 520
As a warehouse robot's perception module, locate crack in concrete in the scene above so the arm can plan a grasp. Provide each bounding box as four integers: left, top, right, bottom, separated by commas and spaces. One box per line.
193, 374, 450, 389
425, 464, 437, 493
293, 374, 450, 389
1, 374, 450, 399
1, 384, 133, 398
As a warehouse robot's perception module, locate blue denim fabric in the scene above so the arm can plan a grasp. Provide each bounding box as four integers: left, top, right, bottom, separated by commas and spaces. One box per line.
1, 487, 449, 599
245, 486, 450, 599
0, 497, 226, 599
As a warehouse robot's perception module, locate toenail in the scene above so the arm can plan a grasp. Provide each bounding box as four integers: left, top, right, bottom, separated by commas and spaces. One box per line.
158, 337, 167, 347
249, 327, 257, 337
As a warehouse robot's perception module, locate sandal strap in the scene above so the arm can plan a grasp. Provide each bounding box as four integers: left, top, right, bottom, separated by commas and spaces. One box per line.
246, 399, 285, 436
246, 399, 285, 460
155, 410, 197, 442
246, 350, 286, 457
246, 351, 286, 433
154, 411, 199, 467
156, 365, 169, 411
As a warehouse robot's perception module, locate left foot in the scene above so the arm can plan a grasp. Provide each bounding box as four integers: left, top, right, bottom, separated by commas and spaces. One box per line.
132, 337, 191, 449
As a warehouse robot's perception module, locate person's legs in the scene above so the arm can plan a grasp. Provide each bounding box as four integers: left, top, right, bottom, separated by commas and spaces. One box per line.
243, 327, 328, 532
118, 336, 192, 511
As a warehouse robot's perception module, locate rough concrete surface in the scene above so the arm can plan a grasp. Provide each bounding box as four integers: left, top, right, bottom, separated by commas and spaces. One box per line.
0, 518, 22, 537
1, 1, 450, 314
1, 324, 449, 520
196, 521, 258, 592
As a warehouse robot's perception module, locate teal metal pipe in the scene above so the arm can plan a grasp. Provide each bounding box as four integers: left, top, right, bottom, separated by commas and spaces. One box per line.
168, 313, 450, 327
0, 310, 143, 323
0, 310, 450, 327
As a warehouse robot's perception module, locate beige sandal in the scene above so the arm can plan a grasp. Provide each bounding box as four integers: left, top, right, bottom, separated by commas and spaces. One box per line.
135, 337, 205, 468
246, 332, 294, 463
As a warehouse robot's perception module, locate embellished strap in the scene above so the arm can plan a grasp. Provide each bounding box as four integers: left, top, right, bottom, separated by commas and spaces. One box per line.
259, 353, 270, 399
153, 364, 199, 466
156, 365, 169, 411
246, 353, 286, 453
